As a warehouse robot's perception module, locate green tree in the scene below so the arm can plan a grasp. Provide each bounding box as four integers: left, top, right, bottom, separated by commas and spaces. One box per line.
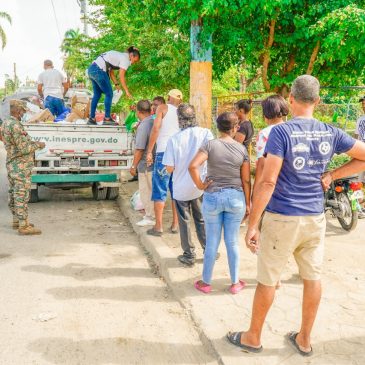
66, 0, 365, 100
61, 28, 89, 84
87, 0, 190, 99
97, 0, 365, 94
0, 11, 11, 49
4, 73, 17, 95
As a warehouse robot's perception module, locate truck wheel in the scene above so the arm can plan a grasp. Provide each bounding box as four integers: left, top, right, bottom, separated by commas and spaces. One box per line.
29, 188, 39, 203
92, 184, 108, 200
106, 187, 119, 200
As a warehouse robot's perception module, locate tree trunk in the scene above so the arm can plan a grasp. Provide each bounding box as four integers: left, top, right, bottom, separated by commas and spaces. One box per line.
239, 74, 247, 93
276, 84, 290, 98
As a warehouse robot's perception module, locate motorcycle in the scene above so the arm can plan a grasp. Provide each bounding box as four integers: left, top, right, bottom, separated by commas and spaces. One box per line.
324, 176, 364, 231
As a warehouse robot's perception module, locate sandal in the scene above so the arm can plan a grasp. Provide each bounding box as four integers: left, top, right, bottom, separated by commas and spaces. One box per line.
286, 331, 313, 357
230, 280, 246, 294
146, 228, 163, 237
103, 118, 118, 125
169, 226, 179, 234
194, 280, 211, 294
226, 331, 263, 353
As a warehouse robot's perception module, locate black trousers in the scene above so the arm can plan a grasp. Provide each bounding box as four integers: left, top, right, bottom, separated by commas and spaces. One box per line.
174, 197, 206, 259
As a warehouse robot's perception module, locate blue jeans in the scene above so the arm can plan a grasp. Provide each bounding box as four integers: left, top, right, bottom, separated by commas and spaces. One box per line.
88, 63, 112, 119
44, 96, 65, 117
202, 189, 245, 284
151, 152, 173, 202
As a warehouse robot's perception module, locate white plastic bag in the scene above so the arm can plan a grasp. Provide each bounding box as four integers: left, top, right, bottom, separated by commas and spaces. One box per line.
26, 102, 41, 114
112, 90, 123, 104
130, 190, 144, 211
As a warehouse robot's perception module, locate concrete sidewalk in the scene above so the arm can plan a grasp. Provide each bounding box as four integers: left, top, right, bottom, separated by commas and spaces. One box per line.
119, 180, 365, 365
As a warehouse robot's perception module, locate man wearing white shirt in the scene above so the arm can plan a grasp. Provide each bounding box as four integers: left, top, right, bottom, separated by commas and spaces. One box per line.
146, 89, 182, 236
37, 60, 68, 117
163, 103, 214, 265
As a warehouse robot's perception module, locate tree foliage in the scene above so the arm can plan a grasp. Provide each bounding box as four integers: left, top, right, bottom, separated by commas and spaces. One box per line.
63, 0, 365, 99
0, 11, 11, 50
61, 29, 89, 83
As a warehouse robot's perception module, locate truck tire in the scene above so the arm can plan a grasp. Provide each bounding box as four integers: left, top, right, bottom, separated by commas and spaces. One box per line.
106, 187, 119, 200
92, 184, 108, 200
29, 188, 39, 203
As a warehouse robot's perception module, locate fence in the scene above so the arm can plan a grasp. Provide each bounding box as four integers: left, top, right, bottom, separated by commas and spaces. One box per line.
212, 91, 364, 159
213, 92, 363, 132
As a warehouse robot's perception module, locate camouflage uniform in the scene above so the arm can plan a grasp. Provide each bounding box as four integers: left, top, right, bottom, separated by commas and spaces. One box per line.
1, 116, 40, 225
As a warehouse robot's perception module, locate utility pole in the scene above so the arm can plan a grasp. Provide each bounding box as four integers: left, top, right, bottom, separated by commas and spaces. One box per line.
190, 18, 212, 128
79, 0, 89, 36
13, 62, 18, 91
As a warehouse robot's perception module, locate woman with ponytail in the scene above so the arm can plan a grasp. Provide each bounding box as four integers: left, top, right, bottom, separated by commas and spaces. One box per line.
87, 46, 140, 125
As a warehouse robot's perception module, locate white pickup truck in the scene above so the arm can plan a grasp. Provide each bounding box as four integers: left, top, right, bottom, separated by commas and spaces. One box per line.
24, 123, 134, 202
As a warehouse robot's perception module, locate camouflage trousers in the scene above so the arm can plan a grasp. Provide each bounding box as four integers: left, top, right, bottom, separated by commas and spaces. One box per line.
7, 160, 33, 223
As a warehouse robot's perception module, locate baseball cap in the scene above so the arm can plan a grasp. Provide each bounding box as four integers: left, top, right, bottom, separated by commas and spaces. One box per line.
168, 89, 183, 100
9, 99, 27, 111
359, 96, 365, 102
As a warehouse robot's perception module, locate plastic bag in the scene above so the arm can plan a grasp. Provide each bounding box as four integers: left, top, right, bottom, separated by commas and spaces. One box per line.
130, 190, 144, 211
26, 102, 41, 114
55, 110, 70, 122
124, 110, 138, 132
112, 90, 123, 105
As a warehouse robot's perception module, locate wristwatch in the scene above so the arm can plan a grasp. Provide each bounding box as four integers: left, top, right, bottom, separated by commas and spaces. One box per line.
131, 165, 136, 169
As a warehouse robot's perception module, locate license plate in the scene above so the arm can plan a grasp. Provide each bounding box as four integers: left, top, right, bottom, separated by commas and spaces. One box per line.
60, 158, 80, 169
352, 190, 364, 200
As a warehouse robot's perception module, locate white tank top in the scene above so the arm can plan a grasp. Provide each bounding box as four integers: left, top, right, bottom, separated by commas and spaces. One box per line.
156, 104, 180, 153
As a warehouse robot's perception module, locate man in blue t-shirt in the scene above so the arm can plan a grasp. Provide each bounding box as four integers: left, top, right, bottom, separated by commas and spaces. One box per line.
227, 75, 365, 357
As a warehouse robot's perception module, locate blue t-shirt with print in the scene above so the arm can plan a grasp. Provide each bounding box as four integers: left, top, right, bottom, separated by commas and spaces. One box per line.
265, 117, 356, 216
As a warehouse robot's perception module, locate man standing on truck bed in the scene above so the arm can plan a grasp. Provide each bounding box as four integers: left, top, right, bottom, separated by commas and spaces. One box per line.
87, 46, 141, 126
1, 100, 45, 235
37, 60, 68, 117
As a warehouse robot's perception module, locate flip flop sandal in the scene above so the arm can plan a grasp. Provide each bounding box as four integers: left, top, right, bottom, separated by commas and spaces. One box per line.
146, 228, 163, 237
226, 331, 263, 353
286, 331, 313, 357
169, 226, 179, 234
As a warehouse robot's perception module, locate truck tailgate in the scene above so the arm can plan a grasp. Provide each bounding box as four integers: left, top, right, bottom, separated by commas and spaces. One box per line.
24, 124, 133, 153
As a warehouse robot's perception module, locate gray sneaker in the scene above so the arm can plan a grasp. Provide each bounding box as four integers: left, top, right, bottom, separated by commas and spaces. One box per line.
177, 255, 195, 266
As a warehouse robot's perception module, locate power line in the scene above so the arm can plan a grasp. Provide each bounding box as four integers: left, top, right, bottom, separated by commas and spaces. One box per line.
50, 0, 62, 41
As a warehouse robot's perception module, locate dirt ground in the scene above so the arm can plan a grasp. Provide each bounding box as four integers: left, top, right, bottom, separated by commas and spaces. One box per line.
0, 146, 218, 365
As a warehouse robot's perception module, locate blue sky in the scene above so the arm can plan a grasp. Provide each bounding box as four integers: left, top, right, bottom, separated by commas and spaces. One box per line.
0, 0, 95, 86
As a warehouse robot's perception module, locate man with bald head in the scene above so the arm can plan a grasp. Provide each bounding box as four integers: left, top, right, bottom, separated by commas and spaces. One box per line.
37, 59, 68, 117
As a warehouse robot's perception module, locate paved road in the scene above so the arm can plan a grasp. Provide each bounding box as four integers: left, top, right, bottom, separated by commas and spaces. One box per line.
0, 146, 217, 365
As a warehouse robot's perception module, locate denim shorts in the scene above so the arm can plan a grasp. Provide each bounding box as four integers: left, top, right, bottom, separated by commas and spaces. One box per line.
151, 152, 173, 202
44, 95, 65, 117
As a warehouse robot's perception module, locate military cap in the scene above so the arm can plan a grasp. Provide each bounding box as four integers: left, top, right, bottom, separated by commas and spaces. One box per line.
9, 99, 27, 111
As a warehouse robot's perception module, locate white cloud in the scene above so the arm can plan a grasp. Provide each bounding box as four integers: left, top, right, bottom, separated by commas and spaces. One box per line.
0, 0, 94, 86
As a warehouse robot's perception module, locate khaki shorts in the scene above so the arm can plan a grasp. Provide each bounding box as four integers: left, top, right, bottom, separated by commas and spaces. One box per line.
257, 212, 326, 286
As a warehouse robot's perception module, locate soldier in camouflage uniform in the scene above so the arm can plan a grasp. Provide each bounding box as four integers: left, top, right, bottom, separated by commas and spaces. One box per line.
1, 100, 45, 235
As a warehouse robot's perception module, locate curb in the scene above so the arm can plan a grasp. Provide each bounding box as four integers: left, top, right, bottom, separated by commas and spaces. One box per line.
117, 191, 225, 365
